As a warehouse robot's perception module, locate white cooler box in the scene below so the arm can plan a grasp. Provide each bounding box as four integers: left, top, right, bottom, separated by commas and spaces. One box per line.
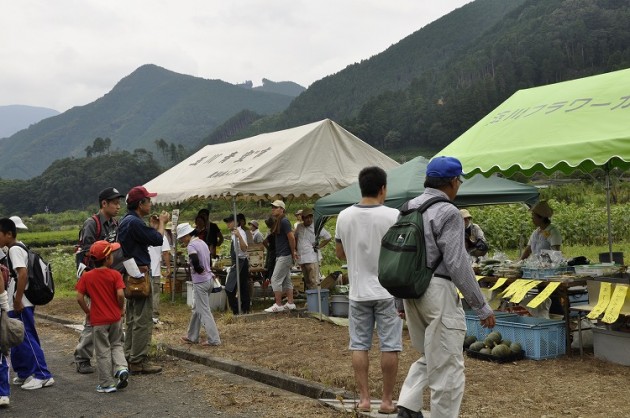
186, 281, 227, 311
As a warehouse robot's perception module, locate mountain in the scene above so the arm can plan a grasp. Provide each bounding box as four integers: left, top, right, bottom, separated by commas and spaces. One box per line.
275, 0, 525, 126
342, 0, 630, 152
0, 105, 59, 138
236, 79, 306, 97
0, 64, 295, 179
253, 79, 306, 97
225, 0, 630, 156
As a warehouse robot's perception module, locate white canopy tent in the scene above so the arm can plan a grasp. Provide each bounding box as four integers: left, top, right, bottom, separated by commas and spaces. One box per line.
145, 119, 398, 204
145, 118, 398, 314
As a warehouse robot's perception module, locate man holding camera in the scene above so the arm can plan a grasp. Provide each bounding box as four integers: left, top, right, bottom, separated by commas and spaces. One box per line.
294, 208, 331, 290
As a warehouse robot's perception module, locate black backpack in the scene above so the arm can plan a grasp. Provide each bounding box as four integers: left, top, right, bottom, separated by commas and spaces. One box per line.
8, 243, 55, 305
378, 196, 452, 299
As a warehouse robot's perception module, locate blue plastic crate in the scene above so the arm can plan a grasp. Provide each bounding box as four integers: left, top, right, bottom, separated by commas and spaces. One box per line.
465, 311, 518, 341
470, 315, 566, 360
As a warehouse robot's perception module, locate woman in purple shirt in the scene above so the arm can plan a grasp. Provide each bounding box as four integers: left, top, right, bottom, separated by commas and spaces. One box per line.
176, 223, 221, 346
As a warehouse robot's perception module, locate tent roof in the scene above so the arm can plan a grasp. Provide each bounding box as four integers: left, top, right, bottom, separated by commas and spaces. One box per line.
436, 68, 630, 177
145, 119, 398, 204
314, 156, 539, 217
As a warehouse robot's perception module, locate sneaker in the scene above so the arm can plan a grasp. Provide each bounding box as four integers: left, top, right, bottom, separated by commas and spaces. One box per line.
129, 361, 162, 375
264, 303, 285, 313
0, 396, 9, 407
96, 385, 117, 393
283, 302, 297, 310
115, 369, 129, 389
21, 377, 54, 390
76, 361, 95, 374
12, 376, 28, 385
397, 405, 424, 418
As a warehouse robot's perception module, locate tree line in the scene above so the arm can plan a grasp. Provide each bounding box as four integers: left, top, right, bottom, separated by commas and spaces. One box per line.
0, 150, 163, 215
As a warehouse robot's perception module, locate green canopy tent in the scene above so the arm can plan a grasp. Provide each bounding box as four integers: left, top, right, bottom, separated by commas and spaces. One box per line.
436, 68, 630, 257
314, 156, 539, 225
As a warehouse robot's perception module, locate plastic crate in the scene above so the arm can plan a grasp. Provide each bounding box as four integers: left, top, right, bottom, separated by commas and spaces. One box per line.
471, 316, 566, 360
573, 264, 620, 277
466, 349, 525, 363
464, 311, 518, 341
521, 267, 573, 279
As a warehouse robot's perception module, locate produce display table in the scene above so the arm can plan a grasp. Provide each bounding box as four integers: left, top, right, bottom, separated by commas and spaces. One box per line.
477, 275, 588, 355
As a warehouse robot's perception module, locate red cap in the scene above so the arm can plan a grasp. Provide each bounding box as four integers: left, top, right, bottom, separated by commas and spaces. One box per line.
126, 186, 157, 204
89, 240, 121, 261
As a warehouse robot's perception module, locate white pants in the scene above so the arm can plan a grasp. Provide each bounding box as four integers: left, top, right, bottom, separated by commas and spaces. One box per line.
398, 277, 466, 418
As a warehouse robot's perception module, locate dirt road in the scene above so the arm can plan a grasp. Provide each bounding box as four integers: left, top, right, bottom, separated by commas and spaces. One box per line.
4, 320, 342, 418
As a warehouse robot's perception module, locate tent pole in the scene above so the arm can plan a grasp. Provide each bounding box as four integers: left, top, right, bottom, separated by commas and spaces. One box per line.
172, 237, 177, 303
232, 197, 242, 315
171, 209, 180, 304
605, 167, 613, 261
315, 248, 322, 321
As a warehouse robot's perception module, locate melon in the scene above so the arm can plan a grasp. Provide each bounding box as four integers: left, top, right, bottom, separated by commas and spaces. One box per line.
487, 331, 502, 344
469, 341, 485, 352
510, 342, 522, 354
483, 337, 496, 348
480, 347, 492, 355
464, 335, 477, 348
491, 344, 511, 358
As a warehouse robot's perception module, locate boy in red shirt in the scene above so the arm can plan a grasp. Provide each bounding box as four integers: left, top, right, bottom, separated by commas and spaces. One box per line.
76, 240, 128, 393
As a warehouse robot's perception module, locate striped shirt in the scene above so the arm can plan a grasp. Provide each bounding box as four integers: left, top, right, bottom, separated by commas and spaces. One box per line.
406, 187, 493, 320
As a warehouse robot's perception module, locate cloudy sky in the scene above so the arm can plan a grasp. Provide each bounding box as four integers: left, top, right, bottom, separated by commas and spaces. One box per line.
1, 0, 471, 112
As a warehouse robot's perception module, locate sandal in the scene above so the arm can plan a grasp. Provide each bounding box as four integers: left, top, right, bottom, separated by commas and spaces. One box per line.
180, 336, 196, 344
377, 406, 398, 414
354, 404, 371, 412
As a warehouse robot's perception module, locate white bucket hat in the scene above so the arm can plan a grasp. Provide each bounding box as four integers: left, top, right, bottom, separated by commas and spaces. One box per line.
176, 222, 195, 239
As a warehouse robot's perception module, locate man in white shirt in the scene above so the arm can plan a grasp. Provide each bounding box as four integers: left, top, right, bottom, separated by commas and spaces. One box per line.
294, 208, 331, 289
335, 166, 402, 415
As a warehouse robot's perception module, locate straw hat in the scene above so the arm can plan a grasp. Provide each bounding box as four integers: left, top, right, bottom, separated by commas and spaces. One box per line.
531, 201, 553, 218
459, 209, 472, 219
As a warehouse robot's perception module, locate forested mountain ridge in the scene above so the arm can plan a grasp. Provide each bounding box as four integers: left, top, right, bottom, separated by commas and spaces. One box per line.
0, 151, 163, 215
252, 78, 306, 97
342, 0, 630, 152
273, 0, 525, 127
0, 64, 294, 179
233, 0, 630, 155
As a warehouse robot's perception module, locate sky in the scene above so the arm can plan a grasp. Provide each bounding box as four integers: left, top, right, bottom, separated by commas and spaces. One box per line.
1, 0, 472, 112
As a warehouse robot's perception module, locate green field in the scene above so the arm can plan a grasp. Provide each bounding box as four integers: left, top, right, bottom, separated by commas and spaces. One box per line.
11, 181, 630, 296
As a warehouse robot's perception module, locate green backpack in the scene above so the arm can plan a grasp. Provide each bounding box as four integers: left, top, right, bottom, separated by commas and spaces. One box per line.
378, 196, 452, 299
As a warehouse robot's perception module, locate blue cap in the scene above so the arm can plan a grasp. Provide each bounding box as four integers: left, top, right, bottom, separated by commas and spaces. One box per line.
426, 156, 463, 178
